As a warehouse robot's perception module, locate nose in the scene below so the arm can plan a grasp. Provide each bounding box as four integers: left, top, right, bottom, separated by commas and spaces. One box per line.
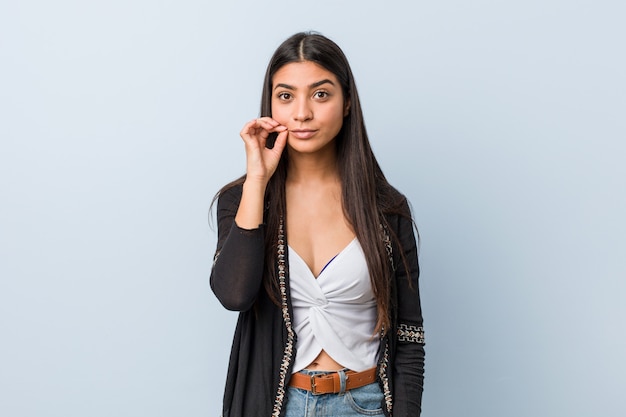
293, 98, 313, 122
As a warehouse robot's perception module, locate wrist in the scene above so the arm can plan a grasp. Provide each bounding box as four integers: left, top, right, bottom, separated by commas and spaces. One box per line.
242, 177, 268, 193
236, 180, 267, 229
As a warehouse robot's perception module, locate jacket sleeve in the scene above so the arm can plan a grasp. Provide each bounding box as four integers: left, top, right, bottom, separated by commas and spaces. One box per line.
392, 199, 426, 416
209, 185, 266, 311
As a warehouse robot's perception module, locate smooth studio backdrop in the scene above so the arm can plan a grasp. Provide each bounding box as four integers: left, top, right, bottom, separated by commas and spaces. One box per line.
1, 1, 624, 416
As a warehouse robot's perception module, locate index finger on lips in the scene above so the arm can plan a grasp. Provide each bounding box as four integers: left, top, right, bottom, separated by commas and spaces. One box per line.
255, 117, 281, 130
258, 118, 289, 134
243, 118, 284, 135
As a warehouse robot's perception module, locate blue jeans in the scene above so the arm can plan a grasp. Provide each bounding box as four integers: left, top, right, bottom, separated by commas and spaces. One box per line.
284, 370, 384, 416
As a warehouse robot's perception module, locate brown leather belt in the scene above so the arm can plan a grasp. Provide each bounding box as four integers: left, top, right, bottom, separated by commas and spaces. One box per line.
289, 368, 377, 395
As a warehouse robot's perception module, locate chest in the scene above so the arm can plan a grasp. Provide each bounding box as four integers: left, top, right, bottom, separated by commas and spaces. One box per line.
286, 185, 355, 278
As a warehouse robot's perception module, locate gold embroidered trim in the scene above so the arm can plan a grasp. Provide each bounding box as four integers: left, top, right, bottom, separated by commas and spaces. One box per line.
397, 323, 425, 344
378, 338, 393, 414
272, 217, 295, 417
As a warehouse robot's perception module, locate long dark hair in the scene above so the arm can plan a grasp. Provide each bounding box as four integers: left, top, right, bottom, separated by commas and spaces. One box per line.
215, 32, 409, 334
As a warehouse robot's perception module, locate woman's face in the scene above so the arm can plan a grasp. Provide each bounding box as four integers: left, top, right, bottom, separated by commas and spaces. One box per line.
271, 61, 349, 156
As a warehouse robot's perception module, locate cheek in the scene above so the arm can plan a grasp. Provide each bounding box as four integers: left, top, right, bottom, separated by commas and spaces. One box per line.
270, 101, 287, 124
326, 105, 346, 127
271, 98, 287, 124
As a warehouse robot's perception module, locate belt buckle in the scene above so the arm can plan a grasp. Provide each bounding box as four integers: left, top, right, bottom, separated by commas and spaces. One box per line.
310, 374, 320, 395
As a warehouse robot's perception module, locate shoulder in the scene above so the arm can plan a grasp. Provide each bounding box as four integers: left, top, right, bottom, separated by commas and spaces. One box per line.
380, 184, 418, 249
380, 183, 411, 219
216, 183, 244, 212
219, 182, 243, 200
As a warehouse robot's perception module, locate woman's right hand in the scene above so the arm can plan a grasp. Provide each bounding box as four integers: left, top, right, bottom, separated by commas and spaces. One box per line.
240, 117, 288, 185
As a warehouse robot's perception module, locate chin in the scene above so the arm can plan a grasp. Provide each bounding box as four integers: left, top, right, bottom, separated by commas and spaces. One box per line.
288, 141, 335, 156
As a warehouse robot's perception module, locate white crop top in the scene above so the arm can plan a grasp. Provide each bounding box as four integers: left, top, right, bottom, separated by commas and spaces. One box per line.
288, 238, 379, 372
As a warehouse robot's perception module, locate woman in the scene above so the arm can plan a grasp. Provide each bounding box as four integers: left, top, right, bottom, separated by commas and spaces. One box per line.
210, 32, 425, 417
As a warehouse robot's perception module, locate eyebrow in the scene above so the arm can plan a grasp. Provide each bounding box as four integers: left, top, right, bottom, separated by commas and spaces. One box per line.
273, 79, 336, 91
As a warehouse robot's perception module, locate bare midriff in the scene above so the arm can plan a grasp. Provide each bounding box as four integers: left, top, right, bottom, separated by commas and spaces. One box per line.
305, 350, 346, 371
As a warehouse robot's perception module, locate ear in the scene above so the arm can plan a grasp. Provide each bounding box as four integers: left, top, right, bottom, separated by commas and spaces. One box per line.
343, 99, 351, 117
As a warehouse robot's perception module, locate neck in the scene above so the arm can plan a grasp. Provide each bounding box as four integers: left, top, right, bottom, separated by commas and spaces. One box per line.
286, 147, 340, 184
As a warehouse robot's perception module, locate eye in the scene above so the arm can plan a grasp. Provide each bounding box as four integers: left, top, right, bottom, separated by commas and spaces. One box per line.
313, 90, 329, 99
277, 92, 292, 101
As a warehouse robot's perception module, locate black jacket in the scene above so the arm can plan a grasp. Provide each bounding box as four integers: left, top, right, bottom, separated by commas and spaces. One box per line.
210, 184, 425, 416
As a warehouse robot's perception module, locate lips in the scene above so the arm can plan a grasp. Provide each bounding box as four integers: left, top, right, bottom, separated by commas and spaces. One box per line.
289, 129, 318, 139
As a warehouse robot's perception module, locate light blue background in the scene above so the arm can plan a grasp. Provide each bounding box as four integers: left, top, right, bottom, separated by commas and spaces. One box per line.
1, 1, 624, 416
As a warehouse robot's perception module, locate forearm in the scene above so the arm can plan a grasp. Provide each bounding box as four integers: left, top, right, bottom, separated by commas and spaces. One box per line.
393, 342, 425, 416
234, 179, 268, 230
